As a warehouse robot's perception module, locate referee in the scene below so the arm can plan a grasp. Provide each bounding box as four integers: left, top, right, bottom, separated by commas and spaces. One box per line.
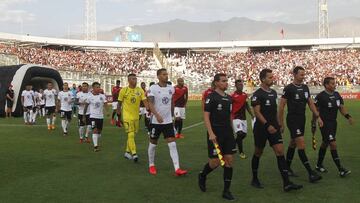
198, 73, 237, 201
314, 77, 353, 177
251, 69, 302, 192
278, 66, 322, 182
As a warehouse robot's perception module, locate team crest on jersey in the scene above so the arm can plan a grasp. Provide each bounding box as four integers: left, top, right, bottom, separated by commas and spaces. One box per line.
95, 102, 101, 108
27, 95, 31, 99
328, 102, 332, 108
64, 97, 68, 101
336, 100, 340, 106
252, 96, 257, 101
131, 97, 136, 103
295, 94, 299, 100
265, 100, 270, 106
100, 97, 104, 101
162, 97, 170, 104
217, 104, 222, 110
304, 92, 309, 99
136, 92, 141, 96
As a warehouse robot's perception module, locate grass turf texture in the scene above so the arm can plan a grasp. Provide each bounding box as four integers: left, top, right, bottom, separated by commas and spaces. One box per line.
0, 100, 359, 203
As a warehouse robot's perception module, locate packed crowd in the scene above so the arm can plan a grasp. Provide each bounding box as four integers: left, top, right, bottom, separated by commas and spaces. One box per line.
0, 45, 154, 75
170, 50, 360, 86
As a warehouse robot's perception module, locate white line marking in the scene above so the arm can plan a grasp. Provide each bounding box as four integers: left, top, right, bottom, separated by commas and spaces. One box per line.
183, 121, 204, 131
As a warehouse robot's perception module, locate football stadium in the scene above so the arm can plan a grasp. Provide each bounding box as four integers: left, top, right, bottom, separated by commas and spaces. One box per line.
0, 0, 359, 202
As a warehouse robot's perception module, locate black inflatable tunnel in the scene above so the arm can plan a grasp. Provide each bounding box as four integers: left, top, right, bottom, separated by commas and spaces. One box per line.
0, 64, 63, 117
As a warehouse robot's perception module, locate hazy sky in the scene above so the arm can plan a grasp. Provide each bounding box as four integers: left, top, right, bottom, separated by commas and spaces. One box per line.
0, 0, 359, 37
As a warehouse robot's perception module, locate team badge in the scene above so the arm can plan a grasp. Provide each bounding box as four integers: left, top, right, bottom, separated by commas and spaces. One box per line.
295, 94, 299, 100
328, 102, 332, 108
217, 104, 222, 110
305, 92, 309, 99
265, 100, 270, 105
252, 96, 257, 101
162, 97, 170, 104
131, 97, 136, 103
336, 100, 340, 106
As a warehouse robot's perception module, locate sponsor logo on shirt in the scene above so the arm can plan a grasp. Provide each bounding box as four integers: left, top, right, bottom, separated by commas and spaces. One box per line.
217, 104, 222, 111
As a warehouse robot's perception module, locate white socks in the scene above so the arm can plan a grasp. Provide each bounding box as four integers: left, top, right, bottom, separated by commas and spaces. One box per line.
92, 134, 101, 147
46, 118, 51, 126
30, 110, 35, 123
79, 126, 85, 139
61, 120, 68, 133
52, 116, 56, 125
24, 112, 28, 123
85, 125, 92, 138
168, 142, 180, 171
148, 143, 157, 167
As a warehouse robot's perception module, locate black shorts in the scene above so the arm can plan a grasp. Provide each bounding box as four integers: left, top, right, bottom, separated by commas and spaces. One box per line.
39, 105, 45, 109
320, 121, 337, 143
6, 100, 13, 108
207, 127, 237, 159
149, 123, 175, 140
78, 114, 91, 126
286, 115, 305, 139
90, 118, 104, 130
45, 106, 56, 115
24, 106, 33, 112
60, 110, 72, 120
253, 124, 283, 149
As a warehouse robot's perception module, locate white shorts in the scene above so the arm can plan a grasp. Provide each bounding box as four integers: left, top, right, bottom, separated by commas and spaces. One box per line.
139, 107, 147, 115
112, 102, 118, 110
232, 119, 247, 134
174, 107, 186, 119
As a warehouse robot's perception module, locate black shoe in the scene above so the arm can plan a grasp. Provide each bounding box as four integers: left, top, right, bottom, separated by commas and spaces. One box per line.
251, 179, 264, 189
198, 173, 206, 192
288, 168, 299, 177
309, 170, 322, 183
339, 168, 351, 178
284, 182, 303, 192
133, 154, 138, 163
94, 146, 100, 152
315, 165, 328, 173
222, 190, 235, 201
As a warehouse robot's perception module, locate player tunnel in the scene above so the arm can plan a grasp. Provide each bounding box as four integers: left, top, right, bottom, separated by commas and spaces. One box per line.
0, 64, 63, 117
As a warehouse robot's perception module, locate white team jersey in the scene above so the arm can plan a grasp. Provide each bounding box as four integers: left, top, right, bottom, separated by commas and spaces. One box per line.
21, 90, 34, 107
37, 92, 45, 105
43, 89, 57, 107
77, 91, 91, 115
148, 84, 174, 124
86, 93, 106, 119
58, 91, 74, 111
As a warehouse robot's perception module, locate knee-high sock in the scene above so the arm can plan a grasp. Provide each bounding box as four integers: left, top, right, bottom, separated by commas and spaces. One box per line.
168, 142, 180, 171
79, 126, 85, 139
61, 120, 67, 133
178, 120, 183, 134
112, 111, 116, 119
52, 116, 56, 125
31, 110, 36, 122
200, 163, 214, 177
223, 167, 233, 192
46, 118, 51, 126
298, 149, 312, 174
331, 149, 342, 170
317, 145, 328, 166
127, 132, 136, 155
148, 143, 157, 167
85, 125, 91, 138
236, 134, 244, 153
92, 134, 99, 147
24, 112, 28, 123
277, 155, 290, 185
286, 147, 296, 168
251, 155, 260, 180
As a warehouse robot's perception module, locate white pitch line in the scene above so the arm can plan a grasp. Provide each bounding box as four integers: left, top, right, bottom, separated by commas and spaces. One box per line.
0, 121, 205, 130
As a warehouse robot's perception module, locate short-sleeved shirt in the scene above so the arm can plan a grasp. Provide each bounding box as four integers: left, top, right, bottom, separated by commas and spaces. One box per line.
112, 86, 122, 102
204, 91, 232, 129
314, 91, 344, 122
173, 85, 188, 107
86, 93, 106, 119
231, 91, 247, 120
251, 88, 279, 127
77, 91, 91, 115
147, 84, 174, 125
58, 91, 74, 111
36, 93, 45, 105
6, 89, 14, 103
43, 89, 57, 107
21, 90, 34, 107
118, 87, 146, 121
282, 83, 310, 116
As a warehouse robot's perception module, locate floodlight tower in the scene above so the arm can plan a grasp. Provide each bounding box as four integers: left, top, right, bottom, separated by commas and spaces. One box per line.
318, 0, 329, 38
84, 0, 97, 40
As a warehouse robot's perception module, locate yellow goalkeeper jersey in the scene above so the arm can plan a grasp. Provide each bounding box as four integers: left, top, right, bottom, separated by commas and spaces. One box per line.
118, 86, 146, 120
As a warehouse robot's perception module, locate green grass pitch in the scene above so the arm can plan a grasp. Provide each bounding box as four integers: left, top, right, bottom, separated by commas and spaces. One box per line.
0, 100, 359, 203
